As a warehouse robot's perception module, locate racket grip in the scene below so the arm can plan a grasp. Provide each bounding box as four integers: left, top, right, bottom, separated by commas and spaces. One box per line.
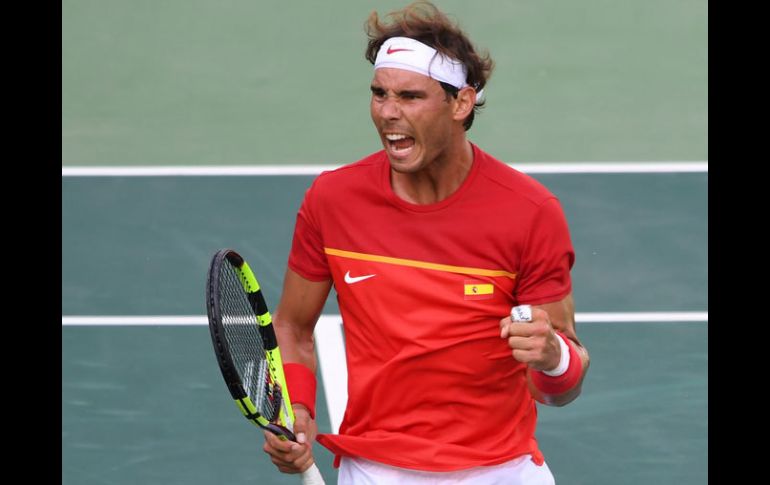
300, 463, 326, 485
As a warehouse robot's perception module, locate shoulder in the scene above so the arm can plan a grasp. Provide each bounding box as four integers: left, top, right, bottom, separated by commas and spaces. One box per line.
308, 150, 386, 198
474, 145, 558, 208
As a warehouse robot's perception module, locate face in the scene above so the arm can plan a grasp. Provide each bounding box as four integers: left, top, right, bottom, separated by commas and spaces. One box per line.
370, 68, 458, 174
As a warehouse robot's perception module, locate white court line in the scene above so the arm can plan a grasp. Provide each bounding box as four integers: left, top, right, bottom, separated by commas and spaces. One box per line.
315, 316, 349, 434
61, 162, 708, 177
62, 312, 707, 433
577, 312, 708, 322
61, 315, 208, 325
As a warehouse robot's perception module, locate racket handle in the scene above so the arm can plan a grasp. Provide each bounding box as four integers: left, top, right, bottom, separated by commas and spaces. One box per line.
300, 463, 326, 485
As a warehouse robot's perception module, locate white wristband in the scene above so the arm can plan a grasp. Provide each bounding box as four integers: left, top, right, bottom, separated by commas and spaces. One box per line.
543, 333, 571, 377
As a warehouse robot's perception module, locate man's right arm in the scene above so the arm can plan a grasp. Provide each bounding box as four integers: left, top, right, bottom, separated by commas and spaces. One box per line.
272, 267, 332, 372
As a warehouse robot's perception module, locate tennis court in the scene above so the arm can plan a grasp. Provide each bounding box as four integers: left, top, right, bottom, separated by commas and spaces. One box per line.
62, 1, 707, 484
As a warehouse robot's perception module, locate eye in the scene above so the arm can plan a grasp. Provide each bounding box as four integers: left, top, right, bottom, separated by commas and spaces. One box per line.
370, 87, 386, 99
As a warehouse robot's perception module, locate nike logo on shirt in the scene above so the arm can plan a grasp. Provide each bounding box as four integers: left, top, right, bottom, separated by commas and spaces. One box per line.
344, 271, 376, 284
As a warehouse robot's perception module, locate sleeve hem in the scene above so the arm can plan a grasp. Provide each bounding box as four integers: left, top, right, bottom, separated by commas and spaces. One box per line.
516, 284, 572, 306
288, 260, 331, 282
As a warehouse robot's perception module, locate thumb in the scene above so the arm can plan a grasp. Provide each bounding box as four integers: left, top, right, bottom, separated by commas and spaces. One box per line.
291, 405, 311, 444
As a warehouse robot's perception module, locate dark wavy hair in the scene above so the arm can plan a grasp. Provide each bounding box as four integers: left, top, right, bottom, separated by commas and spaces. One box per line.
364, 1, 494, 131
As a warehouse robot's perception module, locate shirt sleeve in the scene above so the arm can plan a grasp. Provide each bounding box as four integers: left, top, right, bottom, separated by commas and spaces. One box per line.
514, 197, 575, 304
287, 181, 331, 281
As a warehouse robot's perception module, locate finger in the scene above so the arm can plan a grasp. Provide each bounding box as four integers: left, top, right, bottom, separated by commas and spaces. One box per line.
269, 447, 309, 467
512, 348, 536, 364
270, 442, 314, 472
506, 320, 538, 337
293, 451, 315, 473
531, 307, 550, 322
263, 430, 295, 453
263, 439, 295, 462
500, 317, 511, 338
265, 441, 307, 469
508, 335, 533, 351
292, 417, 308, 440
292, 407, 312, 435
275, 459, 303, 474
277, 455, 314, 475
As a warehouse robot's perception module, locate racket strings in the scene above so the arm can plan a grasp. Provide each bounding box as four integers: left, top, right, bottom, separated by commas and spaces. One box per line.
219, 261, 278, 421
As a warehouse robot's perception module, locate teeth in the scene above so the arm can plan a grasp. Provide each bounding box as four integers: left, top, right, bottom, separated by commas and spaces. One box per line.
385, 134, 409, 141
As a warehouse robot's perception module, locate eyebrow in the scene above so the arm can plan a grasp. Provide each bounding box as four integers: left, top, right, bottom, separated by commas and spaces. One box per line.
370, 85, 427, 98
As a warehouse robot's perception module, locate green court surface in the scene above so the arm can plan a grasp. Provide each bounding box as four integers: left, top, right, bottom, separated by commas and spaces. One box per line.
62, 172, 707, 485
63, 1, 707, 484
61, 173, 707, 317
63, 322, 706, 485
63, 0, 707, 166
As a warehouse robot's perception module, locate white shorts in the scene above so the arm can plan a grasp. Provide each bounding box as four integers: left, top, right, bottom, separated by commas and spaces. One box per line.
338, 454, 556, 485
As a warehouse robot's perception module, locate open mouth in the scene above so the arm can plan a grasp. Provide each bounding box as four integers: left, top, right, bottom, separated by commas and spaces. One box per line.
385, 133, 416, 155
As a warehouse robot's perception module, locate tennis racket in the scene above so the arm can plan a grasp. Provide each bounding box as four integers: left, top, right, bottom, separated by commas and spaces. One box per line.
205, 248, 325, 485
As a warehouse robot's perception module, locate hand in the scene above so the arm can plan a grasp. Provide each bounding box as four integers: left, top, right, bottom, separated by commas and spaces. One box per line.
262, 405, 317, 474
499, 306, 562, 372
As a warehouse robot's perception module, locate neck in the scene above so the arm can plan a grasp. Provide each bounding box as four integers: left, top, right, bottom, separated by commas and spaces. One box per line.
391, 139, 474, 205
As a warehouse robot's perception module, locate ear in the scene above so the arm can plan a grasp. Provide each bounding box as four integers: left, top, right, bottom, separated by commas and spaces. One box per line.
452, 86, 477, 122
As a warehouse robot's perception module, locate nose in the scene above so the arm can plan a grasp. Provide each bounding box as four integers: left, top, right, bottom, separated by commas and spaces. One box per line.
378, 96, 401, 121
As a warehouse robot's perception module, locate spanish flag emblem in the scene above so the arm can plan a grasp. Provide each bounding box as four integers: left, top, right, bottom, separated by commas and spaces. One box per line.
464, 280, 494, 300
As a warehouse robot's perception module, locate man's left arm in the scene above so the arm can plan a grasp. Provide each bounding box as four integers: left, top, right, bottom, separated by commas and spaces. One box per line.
500, 292, 590, 406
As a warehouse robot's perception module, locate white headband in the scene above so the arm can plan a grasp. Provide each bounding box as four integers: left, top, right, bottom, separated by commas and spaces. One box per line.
374, 36, 484, 103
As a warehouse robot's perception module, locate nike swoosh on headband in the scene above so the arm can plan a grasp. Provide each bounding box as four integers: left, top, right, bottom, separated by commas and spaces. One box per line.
387, 46, 414, 54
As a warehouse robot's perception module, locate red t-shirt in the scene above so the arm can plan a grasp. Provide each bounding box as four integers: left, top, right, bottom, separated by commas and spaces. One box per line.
288, 144, 575, 471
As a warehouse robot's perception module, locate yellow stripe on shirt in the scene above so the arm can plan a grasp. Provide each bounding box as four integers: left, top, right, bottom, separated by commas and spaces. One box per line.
324, 247, 516, 280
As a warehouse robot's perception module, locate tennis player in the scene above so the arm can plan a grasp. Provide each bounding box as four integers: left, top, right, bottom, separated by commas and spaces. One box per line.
263, 2, 590, 483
